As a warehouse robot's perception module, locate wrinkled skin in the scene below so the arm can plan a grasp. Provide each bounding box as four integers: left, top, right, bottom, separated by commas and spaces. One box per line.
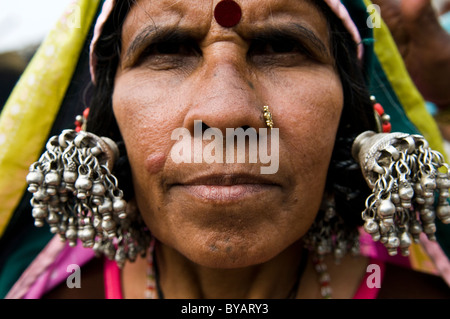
114, 0, 343, 269
114, 0, 356, 298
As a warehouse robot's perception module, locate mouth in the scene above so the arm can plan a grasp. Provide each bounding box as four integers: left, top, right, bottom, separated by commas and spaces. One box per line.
169, 174, 281, 202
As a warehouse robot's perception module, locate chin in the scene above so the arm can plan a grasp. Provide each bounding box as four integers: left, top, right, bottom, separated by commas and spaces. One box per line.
188, 249, 274, 269
174, 231, 294, 269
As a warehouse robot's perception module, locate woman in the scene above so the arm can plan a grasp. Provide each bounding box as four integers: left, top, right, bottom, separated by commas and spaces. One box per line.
2, 0, 450, 299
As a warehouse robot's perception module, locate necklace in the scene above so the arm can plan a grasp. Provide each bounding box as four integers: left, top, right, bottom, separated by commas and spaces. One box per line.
144, 242, 332, 299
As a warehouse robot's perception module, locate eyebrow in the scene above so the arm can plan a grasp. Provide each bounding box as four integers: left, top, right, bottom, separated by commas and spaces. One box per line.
124, 22, 330, 63
247, 23, 330, 59
125, 24, 198, 63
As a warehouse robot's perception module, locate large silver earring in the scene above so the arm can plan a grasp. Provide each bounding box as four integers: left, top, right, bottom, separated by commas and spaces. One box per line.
352, 130, 450, 256
26, 129, 150, 267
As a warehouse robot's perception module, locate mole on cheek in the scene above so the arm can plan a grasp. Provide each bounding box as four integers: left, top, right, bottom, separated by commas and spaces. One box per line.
145, 152, 167, 174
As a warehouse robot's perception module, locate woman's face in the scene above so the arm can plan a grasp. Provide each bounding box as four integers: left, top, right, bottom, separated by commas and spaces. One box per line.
113, 0, 344, 268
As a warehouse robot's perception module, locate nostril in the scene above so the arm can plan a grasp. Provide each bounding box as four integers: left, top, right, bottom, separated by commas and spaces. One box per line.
202, 121, 210, 133
195, 120, 211, 133
194, 119, 210, 135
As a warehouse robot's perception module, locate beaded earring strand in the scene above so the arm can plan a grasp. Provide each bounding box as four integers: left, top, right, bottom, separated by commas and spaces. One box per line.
313, 255, 333, 299
145, 239, 161, 299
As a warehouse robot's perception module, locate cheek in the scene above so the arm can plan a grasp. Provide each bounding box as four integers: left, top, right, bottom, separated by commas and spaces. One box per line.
269, 69, 344, 177
112, 75, 181, 175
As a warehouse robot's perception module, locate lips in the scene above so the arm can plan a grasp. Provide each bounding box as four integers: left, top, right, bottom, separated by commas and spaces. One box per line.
179, 174, 277, 186
168, 173, 281, 202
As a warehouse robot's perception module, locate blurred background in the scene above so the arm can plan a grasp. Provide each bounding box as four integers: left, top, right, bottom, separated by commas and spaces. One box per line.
0, 0, 72, 108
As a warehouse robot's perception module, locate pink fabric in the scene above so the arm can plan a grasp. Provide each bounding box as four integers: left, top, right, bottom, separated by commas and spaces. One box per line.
359, 231, 412, 269
5, 236, 95, 299
353, 258, 386, 299
419, 233, 450, 286
323, 0, 363, 60
103, 257, 123, 299
360, 229, 450, 287
88, 0, 363, 83
89, 0, 115, 83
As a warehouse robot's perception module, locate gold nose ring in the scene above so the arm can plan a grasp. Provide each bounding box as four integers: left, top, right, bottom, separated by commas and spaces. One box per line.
263, 106, 274, 129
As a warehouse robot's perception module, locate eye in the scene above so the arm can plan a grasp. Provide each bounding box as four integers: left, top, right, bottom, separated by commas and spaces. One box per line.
248, 38, 309, 56
247, 38, 313, 67
263, 40, 297, 54
150, 41, 198, 55
135, 40, 201, 69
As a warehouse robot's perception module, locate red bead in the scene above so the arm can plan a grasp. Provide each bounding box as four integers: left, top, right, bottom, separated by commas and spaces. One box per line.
382, 122, 392, 133
214, 0, 242, 28
75, 126, 82, 133
83, 107, 90, 119
373, 103, 384, 116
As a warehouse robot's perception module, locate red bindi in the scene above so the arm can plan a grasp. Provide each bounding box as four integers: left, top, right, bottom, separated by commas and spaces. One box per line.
214, 0, 242, 28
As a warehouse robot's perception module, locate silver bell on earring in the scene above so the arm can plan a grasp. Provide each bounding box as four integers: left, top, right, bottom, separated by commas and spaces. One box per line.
26, 125, 150, 267
352, 130, 450, 256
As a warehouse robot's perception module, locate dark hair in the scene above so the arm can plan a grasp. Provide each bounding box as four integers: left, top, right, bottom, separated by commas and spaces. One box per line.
87, 1, 377, 226
314, 1, 377, 229
87, 0, 134, 199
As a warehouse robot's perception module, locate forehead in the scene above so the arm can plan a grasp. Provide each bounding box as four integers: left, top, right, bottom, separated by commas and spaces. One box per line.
122, 0, 329, 42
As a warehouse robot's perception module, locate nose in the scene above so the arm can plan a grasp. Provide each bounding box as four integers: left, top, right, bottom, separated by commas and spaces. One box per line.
183, 45, 265, 134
